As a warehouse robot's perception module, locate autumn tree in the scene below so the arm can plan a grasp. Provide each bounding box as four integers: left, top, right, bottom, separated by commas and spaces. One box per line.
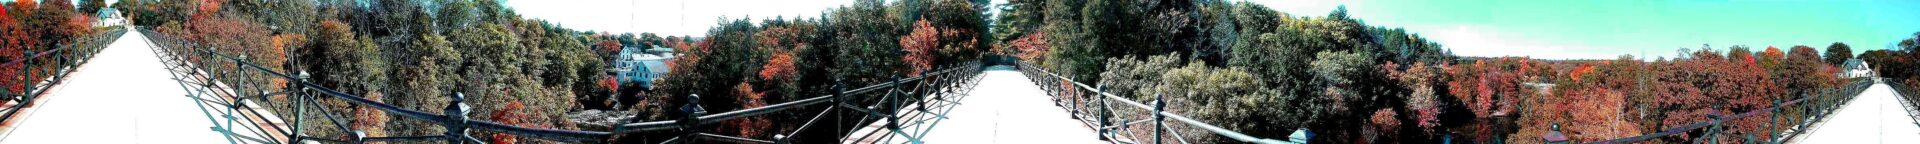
79, 0, 105, 15
1759, 46, 1785, 68
1824, 42, 1852, 65
723, 83, 772, 139
1384, 61, 1447, 137
902, 19, 939, 76
0, 5, 20, 94
1780, 45, 1833, 96
29, 0, 76, 52
1008, 31, 1049, 61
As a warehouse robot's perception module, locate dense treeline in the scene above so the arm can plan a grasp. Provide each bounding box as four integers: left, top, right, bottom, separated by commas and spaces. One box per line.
1862, 33, 1920, 87
122, 0, 619, 143
631, 0, 991, 142
3, 0, 115, 97
1003, 0, 1454, 143
67, 0, 1920, 143
996, 0, 1901, 143
126, 0, 992, 143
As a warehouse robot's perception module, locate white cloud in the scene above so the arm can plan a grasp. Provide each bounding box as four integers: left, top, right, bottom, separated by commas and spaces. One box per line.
1424, 25, 1634, 60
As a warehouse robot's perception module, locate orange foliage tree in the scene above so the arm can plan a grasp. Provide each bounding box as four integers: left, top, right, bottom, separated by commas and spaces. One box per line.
1760, 46, 1786, 68
488, 101, 528, 144
723, 82, 771, 138
351, 92, 390, 142
1383, 61, 1445, 134
1009, 31, 1049, 61
0, 5, 23, 94
1445, 57, 1536, 142
901, 19, 939, 76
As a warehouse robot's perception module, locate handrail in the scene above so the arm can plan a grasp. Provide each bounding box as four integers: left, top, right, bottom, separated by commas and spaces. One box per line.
1, 26, 126, 124
140, 27, 988, 143
1012, 61, 1295, 144
1592, 78, 1875, 144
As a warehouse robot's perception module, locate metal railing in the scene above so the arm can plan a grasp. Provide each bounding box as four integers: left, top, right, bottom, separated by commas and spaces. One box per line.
1011, 59, 1881, 144
0, 27, 126, 124
138, 27, 989, 144
1012, 61, 1297, 144
1886, 78, 1920, 129
1592, 77, 1876, 143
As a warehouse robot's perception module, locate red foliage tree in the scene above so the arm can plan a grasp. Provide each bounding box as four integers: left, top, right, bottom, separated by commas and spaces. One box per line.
1009, 31, 1049, 61
1646, 48, 1784, 142
1366, 108, 1401, 143
1760, 46, 1786, 68
488, 101, 528, 144
1383, 62, 1444, 134
724, 82, 771, 138
901, 19, 938, 76
192, 0, 219, 21
0, 5, 23, 94
351, 92, 390, 142
596, 36, 621, 57
759, 51, 796, 81
1446, 58, 1533, 142
1569, 63, 1596, 83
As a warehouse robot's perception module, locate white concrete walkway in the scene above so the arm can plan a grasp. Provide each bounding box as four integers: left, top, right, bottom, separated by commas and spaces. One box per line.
0, 30, 260, 143
846, 66, 1105, 144
1792, 83, 1920, 143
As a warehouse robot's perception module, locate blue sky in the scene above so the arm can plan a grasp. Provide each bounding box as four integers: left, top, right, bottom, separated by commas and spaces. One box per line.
507, 0, 1920, 59
1250, 0, 1920, 59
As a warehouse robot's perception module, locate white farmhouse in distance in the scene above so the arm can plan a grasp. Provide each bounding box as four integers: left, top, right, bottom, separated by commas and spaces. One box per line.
94, 8, 126, 27
1840, 58, 1873, 79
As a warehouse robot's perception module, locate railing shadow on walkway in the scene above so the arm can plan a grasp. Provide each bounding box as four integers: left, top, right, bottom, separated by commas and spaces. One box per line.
0, 27, 126, 124
138, 27, 991, 144
1886, 78, 1920, 129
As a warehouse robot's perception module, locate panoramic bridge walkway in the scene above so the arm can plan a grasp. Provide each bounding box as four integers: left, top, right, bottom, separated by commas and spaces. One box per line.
1790, 81, 1920, 143
843, 66, 1104, 143
0, 29, 261, 143
3, 27, 1915, 144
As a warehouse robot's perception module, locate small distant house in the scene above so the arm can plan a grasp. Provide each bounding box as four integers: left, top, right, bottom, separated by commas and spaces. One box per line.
1840, 58, 1873, 79
95, 8, 126, 27
614, 45, 675, 89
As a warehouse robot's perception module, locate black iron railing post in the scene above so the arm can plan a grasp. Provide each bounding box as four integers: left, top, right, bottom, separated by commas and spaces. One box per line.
232, 56, 246, 109
290, 72, 308, 144
444, 93, 472, 144
1154, 94, 1165, 144
888, 75, 902, 130
21, 49, 32, 106
52, 46, 64, 89
916, 71, 928, 112
1069, 75, 1078, 119
676, 94, 707, 144
833, 80, 846, 144
1097, 84, 1109, 141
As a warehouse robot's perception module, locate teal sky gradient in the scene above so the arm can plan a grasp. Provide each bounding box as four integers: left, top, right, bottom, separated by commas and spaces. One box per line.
1252, 0, 1920, 59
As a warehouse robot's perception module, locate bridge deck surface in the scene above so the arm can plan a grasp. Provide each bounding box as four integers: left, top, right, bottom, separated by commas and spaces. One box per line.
0, 31, 270, 144
845, 67, 1106, 144
1790, 83, 1920, 143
